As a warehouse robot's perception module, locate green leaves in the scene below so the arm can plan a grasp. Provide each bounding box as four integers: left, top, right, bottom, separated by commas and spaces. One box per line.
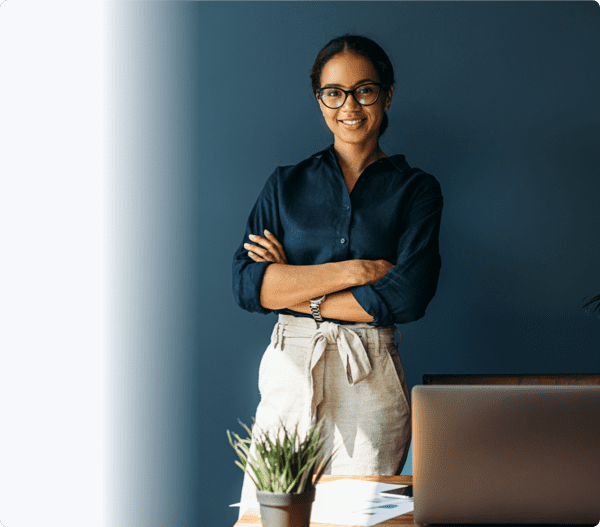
227, 419, 335, 493
583, 293, 600, 318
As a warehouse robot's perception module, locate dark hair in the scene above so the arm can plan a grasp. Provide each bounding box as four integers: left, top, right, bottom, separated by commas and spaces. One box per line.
310, 35, 395, 137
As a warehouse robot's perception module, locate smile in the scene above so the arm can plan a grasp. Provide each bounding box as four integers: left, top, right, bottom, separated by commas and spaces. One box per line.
340, 119, 366, 125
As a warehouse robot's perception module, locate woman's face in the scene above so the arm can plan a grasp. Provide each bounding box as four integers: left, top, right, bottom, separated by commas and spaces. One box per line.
317, 51, 394, 148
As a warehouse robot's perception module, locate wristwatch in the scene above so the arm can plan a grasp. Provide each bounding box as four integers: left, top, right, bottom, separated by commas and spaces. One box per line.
309, 295, 326, 322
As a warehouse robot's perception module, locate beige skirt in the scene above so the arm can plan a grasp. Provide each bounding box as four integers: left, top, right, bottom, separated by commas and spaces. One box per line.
238, 314, 411, 517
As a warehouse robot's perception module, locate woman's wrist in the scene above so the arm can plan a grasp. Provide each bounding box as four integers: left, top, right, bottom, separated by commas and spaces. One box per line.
287, 291, 373, 323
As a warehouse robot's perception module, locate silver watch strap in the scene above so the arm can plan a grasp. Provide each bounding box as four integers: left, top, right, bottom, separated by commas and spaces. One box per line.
309, 295, 326, 322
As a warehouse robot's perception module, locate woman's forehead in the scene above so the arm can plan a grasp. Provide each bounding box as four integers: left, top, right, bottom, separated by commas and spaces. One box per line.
320, 51, 379, 87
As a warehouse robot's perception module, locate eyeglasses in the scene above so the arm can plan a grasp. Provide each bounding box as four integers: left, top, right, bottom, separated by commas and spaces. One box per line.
316, 83, 388, 109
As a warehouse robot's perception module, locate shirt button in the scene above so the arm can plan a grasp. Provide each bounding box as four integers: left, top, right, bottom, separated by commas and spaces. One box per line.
345, 205, 350, 211
340, 238, 346, 244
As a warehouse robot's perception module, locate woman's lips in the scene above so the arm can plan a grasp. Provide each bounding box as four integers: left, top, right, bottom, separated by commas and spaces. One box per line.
339, 118, 366, 125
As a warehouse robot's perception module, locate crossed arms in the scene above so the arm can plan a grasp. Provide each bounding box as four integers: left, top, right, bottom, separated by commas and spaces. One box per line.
244, 230, 393, 323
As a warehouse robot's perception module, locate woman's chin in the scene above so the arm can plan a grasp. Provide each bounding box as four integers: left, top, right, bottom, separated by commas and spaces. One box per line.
333, 128, 377, 146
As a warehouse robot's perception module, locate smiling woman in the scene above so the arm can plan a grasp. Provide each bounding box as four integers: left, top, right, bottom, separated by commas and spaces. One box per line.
232, 34, 443, 517
314, 52, 393, 188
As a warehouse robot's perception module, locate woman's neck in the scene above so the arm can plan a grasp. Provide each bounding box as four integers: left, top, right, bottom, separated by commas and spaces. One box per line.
333, 139, 387, 190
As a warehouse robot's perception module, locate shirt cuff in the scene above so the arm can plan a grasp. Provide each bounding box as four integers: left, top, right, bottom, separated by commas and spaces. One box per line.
234, 261, 273, 314
349, 284, 392, 327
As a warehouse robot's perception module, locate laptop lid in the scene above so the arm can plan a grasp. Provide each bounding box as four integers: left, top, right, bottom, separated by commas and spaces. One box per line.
412, 385, 600, 525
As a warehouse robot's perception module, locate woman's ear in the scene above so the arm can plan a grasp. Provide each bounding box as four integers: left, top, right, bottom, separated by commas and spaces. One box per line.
384, 85, 394, 111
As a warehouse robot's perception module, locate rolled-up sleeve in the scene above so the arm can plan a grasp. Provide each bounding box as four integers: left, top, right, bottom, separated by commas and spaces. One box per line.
232, 169, 282, 314
350, 175, 443, 326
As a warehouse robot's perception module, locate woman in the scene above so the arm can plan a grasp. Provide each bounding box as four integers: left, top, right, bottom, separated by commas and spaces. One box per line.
232, 35, 442, 510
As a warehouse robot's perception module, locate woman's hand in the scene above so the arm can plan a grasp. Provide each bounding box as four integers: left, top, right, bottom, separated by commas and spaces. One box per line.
346, 259, 394, 286
244, 230, 288, 264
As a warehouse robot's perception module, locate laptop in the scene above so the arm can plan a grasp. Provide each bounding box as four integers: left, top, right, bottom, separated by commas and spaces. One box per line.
412, 385, 600, 525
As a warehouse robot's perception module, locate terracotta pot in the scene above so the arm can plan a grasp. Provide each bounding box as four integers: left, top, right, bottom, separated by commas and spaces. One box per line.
256, 488, 316, 527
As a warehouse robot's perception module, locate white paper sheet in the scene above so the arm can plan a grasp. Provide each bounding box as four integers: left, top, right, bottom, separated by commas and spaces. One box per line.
310, 479, 414, 526
230, 479, 414, 526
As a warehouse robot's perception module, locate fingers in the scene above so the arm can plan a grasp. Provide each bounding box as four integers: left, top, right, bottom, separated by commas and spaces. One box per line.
244, 240, 284, 263
359, 259, 395, 285
247, 249, 267, 262
263, 230, 287, 263
244, 242, 272, 261
249, 233, 280, 259
246, 230, 287, 263
381, 259, 394, 271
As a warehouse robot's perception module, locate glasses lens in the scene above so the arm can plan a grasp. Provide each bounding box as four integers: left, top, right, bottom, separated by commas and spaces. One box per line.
320, 88, 345, 109
354, 84, 380, 106
319, 84, 381, 108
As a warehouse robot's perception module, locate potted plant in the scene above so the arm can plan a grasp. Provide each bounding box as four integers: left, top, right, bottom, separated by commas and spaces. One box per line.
228, 420, 334, 527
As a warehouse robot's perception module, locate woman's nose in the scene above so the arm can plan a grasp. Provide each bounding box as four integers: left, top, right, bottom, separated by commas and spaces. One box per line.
341, 92, 361, 110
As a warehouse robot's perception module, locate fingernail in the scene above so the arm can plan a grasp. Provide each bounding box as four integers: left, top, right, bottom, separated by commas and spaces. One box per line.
264, 229, 271, 235
249, 234, 256, 240
244, 243, 250, 248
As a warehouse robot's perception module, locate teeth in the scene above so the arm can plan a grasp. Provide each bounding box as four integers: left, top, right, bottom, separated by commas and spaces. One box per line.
342, 119, 363, 124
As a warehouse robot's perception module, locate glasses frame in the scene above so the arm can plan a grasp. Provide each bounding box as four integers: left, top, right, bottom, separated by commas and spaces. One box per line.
316, 82, 389, 109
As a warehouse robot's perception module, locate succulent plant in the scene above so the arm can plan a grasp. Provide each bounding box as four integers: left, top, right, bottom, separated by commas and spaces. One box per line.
228, 420, 334, 494
583, 293, 600, 318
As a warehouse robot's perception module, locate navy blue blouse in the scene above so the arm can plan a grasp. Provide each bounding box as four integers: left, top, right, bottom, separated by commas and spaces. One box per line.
232, 144, 443, 327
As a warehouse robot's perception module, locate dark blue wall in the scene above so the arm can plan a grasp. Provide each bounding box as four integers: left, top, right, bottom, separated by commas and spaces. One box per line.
108, 2, 600, 525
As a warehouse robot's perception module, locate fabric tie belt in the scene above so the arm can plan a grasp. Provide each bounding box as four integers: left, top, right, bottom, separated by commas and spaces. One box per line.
270, 314, 395, 434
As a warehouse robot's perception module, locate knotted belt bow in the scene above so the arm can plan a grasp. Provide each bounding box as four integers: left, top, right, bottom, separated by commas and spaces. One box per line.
271, 320, 374, 434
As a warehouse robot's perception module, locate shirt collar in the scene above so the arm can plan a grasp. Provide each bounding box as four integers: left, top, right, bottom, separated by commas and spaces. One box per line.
320, 143, 409, 177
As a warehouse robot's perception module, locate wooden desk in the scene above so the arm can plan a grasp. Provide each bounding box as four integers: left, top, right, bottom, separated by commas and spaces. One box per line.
234, 475, 415, 527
